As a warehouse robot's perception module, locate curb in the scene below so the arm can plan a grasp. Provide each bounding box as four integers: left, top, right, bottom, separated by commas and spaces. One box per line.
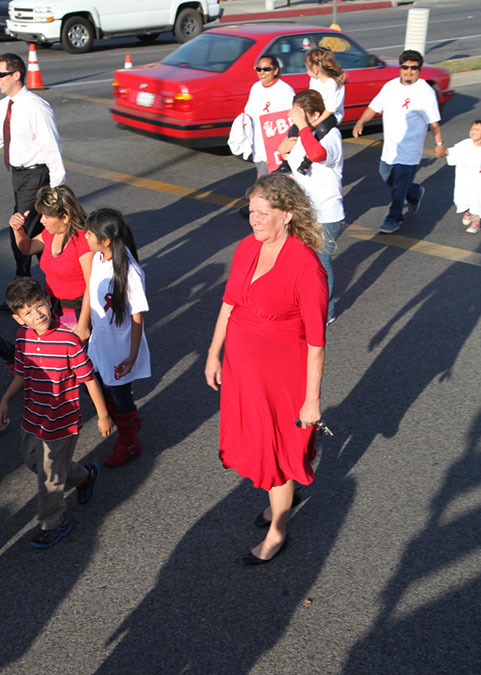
451, 70, 481, 87
220, 0, 396, 23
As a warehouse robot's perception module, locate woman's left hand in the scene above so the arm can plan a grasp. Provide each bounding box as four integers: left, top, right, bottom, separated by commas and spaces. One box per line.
72, 324, 91, 342
115, 356, 135, 379
298, 401, 321, 429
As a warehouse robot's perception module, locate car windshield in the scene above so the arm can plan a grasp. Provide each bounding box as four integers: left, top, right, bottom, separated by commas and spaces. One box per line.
162, 33, 255, 73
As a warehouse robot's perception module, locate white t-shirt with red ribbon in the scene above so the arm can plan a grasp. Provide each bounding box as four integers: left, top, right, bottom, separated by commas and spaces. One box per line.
369, 77, 440, 165
244, 79, 295, 163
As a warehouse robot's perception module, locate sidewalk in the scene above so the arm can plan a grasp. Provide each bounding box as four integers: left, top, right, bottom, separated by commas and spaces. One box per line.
219, 0, 413, 23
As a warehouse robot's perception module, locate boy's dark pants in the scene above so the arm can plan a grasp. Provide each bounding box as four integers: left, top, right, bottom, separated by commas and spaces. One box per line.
21, 429, 88, 530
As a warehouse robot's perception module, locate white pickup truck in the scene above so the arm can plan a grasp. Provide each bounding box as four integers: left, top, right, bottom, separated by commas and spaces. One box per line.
6, 0, 224, 53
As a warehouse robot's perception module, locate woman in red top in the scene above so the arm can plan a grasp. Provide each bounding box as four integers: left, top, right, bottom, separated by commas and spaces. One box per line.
9, 186, 93, 341
205, 173, 328, 565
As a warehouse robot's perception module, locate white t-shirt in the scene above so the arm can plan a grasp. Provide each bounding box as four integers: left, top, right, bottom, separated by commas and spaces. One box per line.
309, 77, 345, 124
244, 79, 295, 162
370, 77, 440, 165
88, 247, 151, 386
446, 138, 481, 214
288, 127, 345, 223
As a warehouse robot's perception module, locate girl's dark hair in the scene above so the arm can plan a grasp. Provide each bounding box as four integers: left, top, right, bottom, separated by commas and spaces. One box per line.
35, 185, 87, 253
85, 208, 139, 327
257, 53, 281, 78
293, 89, 326, 117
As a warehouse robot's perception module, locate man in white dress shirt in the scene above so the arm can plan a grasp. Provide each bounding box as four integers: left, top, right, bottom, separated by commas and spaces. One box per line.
0, 53, 65, 306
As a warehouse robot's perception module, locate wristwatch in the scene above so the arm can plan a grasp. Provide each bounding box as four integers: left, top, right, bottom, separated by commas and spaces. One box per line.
436, 141, 444, 145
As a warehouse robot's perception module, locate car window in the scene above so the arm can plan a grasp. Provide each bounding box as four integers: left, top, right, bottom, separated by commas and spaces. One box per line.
315, 33, 372, 70
162, 33, 255, 73
267, 35, 315, 74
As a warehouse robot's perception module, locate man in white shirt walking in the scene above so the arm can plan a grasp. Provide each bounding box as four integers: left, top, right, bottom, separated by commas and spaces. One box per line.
0, 52, 65, 306
353, 49, 445, 234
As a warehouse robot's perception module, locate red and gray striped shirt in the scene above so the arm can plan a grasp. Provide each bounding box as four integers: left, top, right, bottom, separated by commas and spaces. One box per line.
14, 317, 94, 440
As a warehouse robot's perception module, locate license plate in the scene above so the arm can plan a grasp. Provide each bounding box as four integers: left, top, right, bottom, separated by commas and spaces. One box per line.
136, 92, 155, 107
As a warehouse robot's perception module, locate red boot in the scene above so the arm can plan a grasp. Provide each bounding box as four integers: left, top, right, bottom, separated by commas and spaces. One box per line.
103, 409, 143, 467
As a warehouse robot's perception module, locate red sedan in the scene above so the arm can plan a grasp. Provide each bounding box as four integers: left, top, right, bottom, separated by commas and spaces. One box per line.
110, 23, 453, 147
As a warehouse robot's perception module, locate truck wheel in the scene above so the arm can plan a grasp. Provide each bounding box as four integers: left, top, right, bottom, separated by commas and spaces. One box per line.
173, 8, 202, 43
61, 16, 94, 53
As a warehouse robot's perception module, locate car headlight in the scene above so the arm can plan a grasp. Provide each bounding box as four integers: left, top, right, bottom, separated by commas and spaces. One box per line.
34, 7, 54, 21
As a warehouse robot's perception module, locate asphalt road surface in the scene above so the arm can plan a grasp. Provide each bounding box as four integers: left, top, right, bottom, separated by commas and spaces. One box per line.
1, 2, 481, 673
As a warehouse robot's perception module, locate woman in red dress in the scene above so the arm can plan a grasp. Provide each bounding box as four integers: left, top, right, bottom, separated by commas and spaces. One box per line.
205, 173, 328, 565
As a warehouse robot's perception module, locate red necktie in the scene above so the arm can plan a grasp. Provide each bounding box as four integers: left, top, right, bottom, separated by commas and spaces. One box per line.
3, 99, 13, 170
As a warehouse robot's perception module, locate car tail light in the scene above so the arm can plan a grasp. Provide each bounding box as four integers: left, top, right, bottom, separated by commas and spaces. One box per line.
163, 87, 193, 112
112, 79, 129, 100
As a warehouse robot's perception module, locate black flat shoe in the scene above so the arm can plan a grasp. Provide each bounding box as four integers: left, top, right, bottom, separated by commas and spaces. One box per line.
254, 492, 302, 528
243, 535, 289, 566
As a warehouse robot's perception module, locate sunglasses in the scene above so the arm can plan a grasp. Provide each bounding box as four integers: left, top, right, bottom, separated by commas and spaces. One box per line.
0, 71, 15, 78
401, 65, 420, 71
255, 66, 274, 72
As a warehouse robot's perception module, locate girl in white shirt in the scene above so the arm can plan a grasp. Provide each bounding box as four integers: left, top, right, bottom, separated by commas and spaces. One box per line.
85, 208, 151, 467
445, 120, 481, 233
305, 47, 345, 130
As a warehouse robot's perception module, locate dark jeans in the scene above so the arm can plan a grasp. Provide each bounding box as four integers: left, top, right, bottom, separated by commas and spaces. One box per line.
96, 373, 135, 414
379, 161, 421, 226
11, 165, 49, 277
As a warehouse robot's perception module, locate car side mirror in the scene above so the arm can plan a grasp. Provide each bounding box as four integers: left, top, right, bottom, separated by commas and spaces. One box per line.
366, 54, 381, 67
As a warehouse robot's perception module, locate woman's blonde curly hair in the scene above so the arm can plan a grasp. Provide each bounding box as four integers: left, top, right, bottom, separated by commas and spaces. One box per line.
246, 173, 326, 252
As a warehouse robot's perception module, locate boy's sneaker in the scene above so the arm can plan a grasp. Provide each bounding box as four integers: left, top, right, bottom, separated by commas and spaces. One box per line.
30, 519, 72, 548
77, 462, 99, 505
408, 186, 425, 215
466, 216, 481, 233
462, 210, 472, 226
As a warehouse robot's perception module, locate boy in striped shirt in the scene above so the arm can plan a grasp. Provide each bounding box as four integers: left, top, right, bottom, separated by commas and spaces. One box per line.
0, 278, 113, 548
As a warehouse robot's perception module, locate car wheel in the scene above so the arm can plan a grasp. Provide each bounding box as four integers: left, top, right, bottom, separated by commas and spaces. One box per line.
61, 16, 94, 54
137, 33, 161, 43
173, 8, 202, 43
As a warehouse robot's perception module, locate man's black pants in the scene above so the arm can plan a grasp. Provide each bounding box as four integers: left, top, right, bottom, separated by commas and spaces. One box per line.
10, 164, 49, 277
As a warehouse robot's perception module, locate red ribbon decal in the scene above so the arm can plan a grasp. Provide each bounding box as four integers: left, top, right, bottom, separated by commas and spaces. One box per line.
103, 292, 113, 312
263, 102, 270, 113
402, 98, 410, 109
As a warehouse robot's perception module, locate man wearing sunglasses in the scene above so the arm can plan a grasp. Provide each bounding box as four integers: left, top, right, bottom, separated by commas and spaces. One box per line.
353, 49, 444, 234
0, 53, 65, 309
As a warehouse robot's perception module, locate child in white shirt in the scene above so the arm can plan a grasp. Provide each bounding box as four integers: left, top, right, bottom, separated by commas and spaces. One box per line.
445, 120, 481, 233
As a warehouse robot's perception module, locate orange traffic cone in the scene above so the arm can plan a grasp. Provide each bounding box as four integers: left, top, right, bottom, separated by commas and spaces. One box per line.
27, 43, 46, 90
124, 54, 132, 69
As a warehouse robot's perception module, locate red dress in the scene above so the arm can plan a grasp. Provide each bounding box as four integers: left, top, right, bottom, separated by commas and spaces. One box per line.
220, 234, 328, 491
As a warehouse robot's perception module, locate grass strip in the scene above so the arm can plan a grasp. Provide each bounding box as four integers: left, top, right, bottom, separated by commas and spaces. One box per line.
434, 56, 481, 73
